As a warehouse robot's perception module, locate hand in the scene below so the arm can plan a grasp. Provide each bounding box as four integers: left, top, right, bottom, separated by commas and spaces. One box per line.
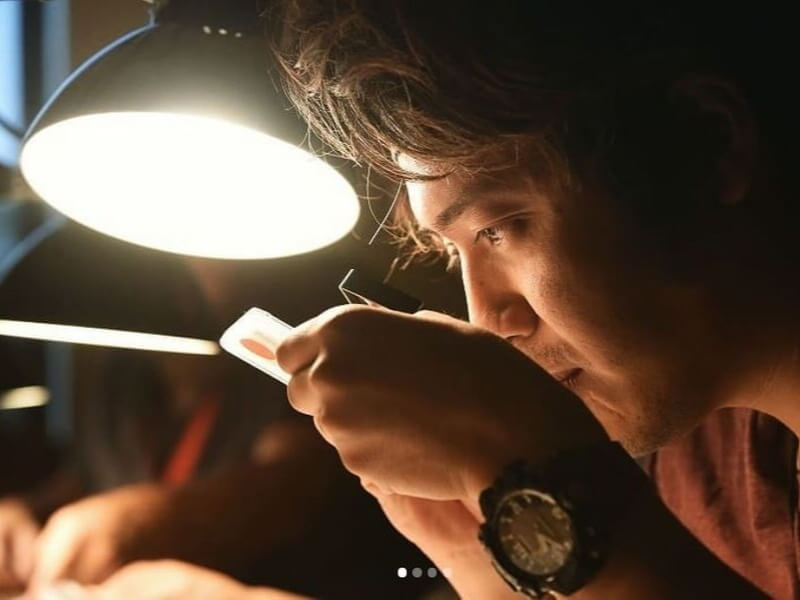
276, 305, 607, 507
372, 492, 521, 599
0, 498, 39, 590
30, 485, 174, 587
81, 560, 309, 600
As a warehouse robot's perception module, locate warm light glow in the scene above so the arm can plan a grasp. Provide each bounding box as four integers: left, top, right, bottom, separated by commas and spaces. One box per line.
0, 320, 219, 354
20, 112, 360, 259
0, 386, 49, 410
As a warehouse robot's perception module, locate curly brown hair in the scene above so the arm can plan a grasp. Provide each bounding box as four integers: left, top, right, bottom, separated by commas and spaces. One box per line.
266, 1, 794, 264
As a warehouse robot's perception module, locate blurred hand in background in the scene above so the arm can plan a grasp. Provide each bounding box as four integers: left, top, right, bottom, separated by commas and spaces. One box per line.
0, 498, 39, 591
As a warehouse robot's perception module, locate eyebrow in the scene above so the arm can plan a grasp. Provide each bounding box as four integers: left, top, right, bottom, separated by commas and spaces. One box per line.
432, 175, 511, 231
434, 194, 479, 231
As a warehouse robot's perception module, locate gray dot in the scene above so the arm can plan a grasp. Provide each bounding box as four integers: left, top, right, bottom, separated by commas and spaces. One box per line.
411, 567, 423, 578
397, 567, 407, 578
427, 567, 438, 578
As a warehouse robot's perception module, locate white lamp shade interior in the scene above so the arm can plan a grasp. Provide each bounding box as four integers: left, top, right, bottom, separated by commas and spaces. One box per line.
20, 112, 360, 259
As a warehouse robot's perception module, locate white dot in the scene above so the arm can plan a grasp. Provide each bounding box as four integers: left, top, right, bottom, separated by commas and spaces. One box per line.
234, 32, 243, 38
219, 28, 228, 35
202, 26, 212, 34
397, 567, 407, 578
427, 567, 438, 578
412, 567, 423, 578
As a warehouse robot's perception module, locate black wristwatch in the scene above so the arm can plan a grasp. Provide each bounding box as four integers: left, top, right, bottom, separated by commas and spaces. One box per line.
478, 441, 644, 598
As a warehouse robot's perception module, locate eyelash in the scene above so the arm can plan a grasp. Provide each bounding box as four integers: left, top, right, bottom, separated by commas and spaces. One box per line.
442, 218, 527, 272
475, 224, 507, 246
477, 215, 532, 247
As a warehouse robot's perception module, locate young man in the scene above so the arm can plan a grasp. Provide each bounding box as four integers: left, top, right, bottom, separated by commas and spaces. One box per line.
262, 2, 798, 599
59, 3, 793, 599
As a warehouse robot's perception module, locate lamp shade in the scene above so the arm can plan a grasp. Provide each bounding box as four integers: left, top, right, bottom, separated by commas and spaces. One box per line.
19, 0, 359, 259
0, 203, 219, 354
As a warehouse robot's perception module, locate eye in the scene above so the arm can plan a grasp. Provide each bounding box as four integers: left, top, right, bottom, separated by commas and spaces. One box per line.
474, 216, 530, 248
476, 225, 505, 246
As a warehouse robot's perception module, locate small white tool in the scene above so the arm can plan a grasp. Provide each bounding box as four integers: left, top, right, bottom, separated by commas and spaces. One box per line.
219, 307, 293, 384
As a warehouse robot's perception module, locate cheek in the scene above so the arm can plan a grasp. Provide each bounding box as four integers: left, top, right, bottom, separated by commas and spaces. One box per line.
512, 233, 608, 337
527, 229, 662, 374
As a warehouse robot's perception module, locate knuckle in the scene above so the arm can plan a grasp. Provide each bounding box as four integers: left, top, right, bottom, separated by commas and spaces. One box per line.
285, 380, 313, 416
322, 305, 373, 336
45, 509, 70, 530
307, 356, 337, 387
313, 404, 333, 429
308, 354, 355, 389
339, 448, 368, 475
285, 380, 301, 409
414, 309, 439, 320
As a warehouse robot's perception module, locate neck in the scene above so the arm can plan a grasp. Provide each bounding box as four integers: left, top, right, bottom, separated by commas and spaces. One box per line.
737, 345, 800, 440
721, 272, 800, 440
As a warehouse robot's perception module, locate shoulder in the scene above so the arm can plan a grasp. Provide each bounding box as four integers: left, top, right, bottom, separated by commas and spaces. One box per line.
652, 408, 799, 598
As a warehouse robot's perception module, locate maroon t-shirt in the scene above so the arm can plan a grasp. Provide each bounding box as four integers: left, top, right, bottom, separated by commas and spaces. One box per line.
652, 408, 799, 598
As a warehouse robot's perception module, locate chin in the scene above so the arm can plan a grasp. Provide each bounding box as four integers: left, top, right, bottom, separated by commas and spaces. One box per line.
604, 406, 706, 458
579, 391, 693, 458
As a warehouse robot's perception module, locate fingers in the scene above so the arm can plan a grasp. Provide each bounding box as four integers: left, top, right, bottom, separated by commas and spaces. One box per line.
32, 537, 117, 589
276, 306, 353, 375
10, 522, 37, 584
68, 561, 176, 600
80, 561, 148, 599
252, 589, 315, 600
414, 309, 463, 324
31, 580, 89, 600
284, 361, 318, 416
276, 304, 376, 375
30, 523, 82, 587
0, 529, 17, 589
0, 520, 39, 590
0, 500, 39, 590
275, 329, 319, 376
67, 541, 118, 585
82, 560, 312, 600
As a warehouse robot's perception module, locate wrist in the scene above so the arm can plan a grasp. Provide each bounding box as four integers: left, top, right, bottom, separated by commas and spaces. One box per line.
427, 542, 523, 600
477, 441, 649, 598
464, 424, 611, 508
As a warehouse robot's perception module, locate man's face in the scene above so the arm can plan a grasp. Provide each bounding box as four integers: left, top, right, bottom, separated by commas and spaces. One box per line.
402, 154, 730, 456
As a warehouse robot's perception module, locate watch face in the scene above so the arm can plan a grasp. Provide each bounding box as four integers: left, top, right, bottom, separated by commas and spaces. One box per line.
495, 489, 575, 576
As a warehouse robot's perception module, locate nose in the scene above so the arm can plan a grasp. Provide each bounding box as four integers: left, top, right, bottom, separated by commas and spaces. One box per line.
461, 258, 538, 340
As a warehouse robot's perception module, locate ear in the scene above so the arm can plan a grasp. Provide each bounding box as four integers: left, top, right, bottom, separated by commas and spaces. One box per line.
671, 75, 757, 206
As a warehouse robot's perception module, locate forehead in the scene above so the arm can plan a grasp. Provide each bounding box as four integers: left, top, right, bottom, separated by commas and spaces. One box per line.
398, 154, 536, 231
